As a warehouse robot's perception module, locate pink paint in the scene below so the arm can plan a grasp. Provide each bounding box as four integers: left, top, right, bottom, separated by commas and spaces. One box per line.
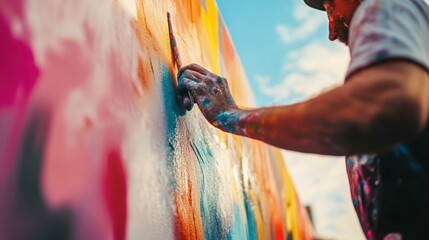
0, 1, 314, 239
42, 113, 93, 208
35, 40, 93, 104
0, 17, 38, 107
40, 38, 94, 208
0, 7, 39, 202
103, 151, 127, 240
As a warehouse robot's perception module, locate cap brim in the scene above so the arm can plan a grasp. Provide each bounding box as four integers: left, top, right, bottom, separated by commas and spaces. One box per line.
303, 0, 325, 11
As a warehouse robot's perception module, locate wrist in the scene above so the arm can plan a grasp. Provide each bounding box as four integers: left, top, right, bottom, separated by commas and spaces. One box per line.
212, 108, 246, 134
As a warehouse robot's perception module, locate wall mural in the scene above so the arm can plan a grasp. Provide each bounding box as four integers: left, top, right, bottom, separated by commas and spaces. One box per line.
0, 0, 314, 239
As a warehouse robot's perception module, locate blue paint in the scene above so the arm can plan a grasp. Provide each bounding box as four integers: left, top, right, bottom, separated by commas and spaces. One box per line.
160, 64, 184, 194
202, 98, 211, 107
160, 64, 251, 239
227, 96, 235, 106
393, 144, 424, 172
347, 156, 354, 166
243, 192, 258, 240
226, 204, 249, 240
373, 50, 389, 63
214, 111, 240, 133
190, 139, 224, 239
161, 64, 185, 141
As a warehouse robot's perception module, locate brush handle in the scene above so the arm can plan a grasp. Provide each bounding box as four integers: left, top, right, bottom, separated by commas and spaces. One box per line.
167, 12, 194, 110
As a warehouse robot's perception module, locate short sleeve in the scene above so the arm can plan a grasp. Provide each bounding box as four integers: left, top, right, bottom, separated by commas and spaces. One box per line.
346, 0, 429, 79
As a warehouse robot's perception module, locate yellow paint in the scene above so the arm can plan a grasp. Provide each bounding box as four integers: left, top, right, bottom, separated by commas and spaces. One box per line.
200, 0, 221, 75
132, 0, 314, 239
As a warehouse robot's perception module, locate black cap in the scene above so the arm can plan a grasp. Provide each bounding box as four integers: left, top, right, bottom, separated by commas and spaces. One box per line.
304, 0, 325, 11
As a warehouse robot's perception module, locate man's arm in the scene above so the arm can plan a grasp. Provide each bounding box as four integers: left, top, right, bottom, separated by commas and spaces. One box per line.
178, 61, 429, 156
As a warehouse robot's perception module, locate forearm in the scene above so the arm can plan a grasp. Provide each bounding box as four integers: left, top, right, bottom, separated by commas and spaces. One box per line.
231, 100, 363, 156
216, 82, 422, 156
215, 99, 359, 156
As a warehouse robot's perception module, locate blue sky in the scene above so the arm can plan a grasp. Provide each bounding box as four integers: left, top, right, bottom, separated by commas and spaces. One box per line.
217, 0, 349, 106
216, 1, 365, 239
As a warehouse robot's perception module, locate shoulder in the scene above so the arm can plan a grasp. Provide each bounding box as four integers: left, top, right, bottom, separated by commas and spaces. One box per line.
351, 0, 429, 25
349, 0, 429, 47
346, 0, 429, 79
349, 0, 429, 43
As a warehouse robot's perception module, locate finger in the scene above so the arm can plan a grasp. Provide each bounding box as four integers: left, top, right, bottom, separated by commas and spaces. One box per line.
177, 77, 199, 93
177, 79, 197, 111
178, 78, 203, 101
184, 63, 223, 80
178, 69, 206, 83
178, 63, 211, 78
182, 92, 194, 111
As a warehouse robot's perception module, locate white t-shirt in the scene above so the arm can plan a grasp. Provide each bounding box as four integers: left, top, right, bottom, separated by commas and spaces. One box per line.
344, 0, 429, 239
346, 0, 429, 78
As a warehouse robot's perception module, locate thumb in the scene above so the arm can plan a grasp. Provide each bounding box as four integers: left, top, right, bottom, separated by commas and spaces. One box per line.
181, 92, 194, 111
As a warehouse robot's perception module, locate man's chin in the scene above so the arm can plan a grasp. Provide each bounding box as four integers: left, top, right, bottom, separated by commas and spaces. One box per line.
338, 38, 349, 46
337, 35, 349, 46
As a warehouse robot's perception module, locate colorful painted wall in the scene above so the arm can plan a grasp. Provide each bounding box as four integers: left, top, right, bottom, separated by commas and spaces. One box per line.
0, 0, 314, 239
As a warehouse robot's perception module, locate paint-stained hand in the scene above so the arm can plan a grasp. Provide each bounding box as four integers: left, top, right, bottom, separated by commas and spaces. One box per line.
177, 63, 240, 130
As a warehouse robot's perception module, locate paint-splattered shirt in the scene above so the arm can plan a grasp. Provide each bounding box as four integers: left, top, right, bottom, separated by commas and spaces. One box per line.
345, 0, 429, 239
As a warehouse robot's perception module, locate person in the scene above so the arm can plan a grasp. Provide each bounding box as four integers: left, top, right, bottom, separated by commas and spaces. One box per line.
177, 0, 429, 239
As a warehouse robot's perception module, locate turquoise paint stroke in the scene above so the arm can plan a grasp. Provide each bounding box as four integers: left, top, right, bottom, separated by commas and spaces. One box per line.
190, 139, 225, 239
243, 192, 258, 240
226, 204, 249, 240
160, 64, 183, 234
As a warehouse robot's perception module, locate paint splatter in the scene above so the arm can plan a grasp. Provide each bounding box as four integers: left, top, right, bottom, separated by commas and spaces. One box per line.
0, 0, 314, 239
103, 151, 127, 240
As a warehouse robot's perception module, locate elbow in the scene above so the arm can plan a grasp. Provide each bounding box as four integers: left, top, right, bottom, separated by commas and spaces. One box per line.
342, 61, 429, 152
367, 96, 427, 144
340, 87, 428, 154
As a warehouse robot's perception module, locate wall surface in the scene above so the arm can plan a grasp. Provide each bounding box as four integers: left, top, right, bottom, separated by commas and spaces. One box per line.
0, 0, 314, 239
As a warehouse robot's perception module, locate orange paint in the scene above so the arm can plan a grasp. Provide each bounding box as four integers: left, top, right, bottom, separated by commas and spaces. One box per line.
173, 178, 204, 240
0, 0, 314, 239
220, 26, 254, 107
137, 57, 150, 90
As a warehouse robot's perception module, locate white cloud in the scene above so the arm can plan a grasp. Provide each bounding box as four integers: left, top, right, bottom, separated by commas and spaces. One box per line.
255, 75, 288, 102
276, 18, 322, 44
283, 151, 365, 239
293, 2, 314, 21
256, 41, 349, 104
263, 2, 349, 105
275, 3, 325, 44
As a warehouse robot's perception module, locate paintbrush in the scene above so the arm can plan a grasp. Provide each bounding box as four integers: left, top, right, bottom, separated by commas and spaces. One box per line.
167, 12, 194, 111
